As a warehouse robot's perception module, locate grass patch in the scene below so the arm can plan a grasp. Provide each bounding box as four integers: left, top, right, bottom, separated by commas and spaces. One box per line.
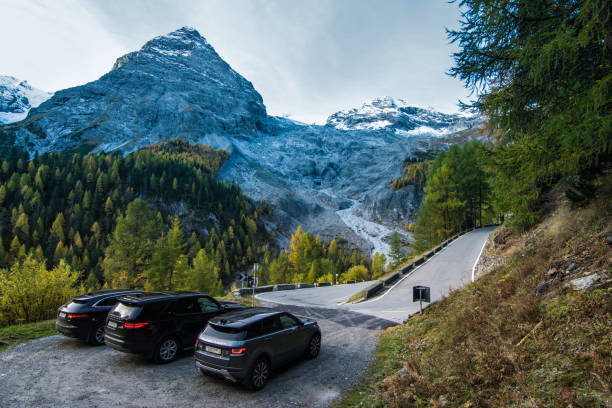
334, 183, 612, 407
218, 294, 260, 308
0, 319, 56, 353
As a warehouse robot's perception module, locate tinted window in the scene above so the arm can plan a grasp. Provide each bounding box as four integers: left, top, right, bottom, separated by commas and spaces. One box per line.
96, 297, 119, 307
140, 302, 170, 320
113, 302, 142, 320
261, 316, 282, 335
247, 321, 263, 339
198, 297, 220, 313
173, 297, 199, 314
279, 314, 299, 329
203, 324, 246, 341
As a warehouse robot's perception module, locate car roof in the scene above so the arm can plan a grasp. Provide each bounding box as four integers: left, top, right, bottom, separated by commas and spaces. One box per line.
117, 291, 206, 304
73, 289, 144, 302
208, 307, 286, 329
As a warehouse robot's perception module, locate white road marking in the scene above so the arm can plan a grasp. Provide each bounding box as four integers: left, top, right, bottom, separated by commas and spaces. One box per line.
352, 233, 463, 305
471, 237, 489, 282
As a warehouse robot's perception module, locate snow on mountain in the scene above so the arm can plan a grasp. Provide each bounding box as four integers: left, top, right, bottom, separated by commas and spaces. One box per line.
0, 28, 483, 259
0, 76, 52, 124
326, 96, 479, 136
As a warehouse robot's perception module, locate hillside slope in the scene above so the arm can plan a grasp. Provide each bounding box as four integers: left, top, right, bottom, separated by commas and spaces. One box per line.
337, 178, 611, 407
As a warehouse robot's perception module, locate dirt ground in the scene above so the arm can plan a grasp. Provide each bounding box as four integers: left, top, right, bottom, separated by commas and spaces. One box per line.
0, 304, 396, 408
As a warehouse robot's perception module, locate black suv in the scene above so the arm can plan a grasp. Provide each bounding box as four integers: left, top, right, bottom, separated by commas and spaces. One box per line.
104, 291, 245, 363
56, 289, 144, 345
195, 307, 321, 390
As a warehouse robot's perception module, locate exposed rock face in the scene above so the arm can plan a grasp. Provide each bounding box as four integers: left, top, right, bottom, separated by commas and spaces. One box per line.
6, 27, 266, 153
1, 27, 483, 259
0, 76, 51, 124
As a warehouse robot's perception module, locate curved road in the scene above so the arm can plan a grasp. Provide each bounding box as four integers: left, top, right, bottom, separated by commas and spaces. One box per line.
257, 227, 495, 323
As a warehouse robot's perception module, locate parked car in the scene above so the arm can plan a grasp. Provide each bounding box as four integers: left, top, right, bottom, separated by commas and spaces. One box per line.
195, 307, 321, 390
104, 291, 245, 363
55, 289, 144, 345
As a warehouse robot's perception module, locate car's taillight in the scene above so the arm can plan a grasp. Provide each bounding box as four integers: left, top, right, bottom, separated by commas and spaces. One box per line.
231, 347, 247, 355
67, 313, 89, 319
123, 322, 149, 329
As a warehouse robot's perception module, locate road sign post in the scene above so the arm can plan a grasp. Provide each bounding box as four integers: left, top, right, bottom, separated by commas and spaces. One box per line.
252, 263, 259, 307
412, 285, 430, 314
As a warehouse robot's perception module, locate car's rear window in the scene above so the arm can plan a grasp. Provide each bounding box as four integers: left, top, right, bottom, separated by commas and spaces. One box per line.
113, 302, 142, 320
64, 299, 89, 311
204, 324, 246, 341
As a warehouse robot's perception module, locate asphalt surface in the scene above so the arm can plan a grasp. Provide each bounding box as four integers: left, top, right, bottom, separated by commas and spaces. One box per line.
257, 227, 496, 323
254, 281, 376, 308
0, 305, 395, 408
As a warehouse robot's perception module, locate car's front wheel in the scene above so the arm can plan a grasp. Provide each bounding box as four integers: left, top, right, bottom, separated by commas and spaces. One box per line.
89, 324, 106, 346
153, 336, 180, 363
305, 333, 321, 359
244, 357, 270, 391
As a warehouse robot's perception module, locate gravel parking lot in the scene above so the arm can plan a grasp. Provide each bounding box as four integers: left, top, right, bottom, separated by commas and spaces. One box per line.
0, 305, 396, 408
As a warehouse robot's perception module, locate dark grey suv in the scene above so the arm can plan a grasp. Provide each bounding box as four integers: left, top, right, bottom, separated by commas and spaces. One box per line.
194, 308, 321, 390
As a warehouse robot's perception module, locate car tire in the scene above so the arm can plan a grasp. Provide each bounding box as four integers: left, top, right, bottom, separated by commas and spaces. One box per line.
89, 323, 106, 346
153, 336, 180, 364
305, 333, 321, 359
244, 357, 270, 391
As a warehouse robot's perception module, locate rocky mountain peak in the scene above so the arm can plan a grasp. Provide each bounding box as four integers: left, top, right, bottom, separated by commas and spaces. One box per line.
325, 96, 479, 135
4, 27, 266, 153
112, 26, 215, 70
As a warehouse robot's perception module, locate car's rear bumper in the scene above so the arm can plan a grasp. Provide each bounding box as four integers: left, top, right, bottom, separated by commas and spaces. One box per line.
195, 360, 241, 382
194, 352, 244, 382
55, 320, 89, 340
104, 332, 153, 355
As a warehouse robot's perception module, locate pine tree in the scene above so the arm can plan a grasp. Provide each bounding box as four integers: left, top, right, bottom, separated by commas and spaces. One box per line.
389, 232, 402, 266
103, 199, 161, 289
448, 0, 611, 230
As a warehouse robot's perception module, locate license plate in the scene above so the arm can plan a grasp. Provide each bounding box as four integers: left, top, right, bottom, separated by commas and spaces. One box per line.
108, 321, 118, 328
205, 346, 221, 354
59, 312, 66, 318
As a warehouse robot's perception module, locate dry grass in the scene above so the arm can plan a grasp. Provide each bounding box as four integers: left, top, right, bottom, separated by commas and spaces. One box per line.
335, 177, 611, 407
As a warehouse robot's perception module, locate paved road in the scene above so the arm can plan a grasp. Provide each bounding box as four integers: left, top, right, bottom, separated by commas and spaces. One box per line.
254, 281, 376, 308
257, 227, 495, 323
0, 305, 395, 408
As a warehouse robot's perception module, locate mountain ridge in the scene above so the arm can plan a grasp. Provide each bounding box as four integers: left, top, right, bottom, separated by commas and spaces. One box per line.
0, 27, 483, 259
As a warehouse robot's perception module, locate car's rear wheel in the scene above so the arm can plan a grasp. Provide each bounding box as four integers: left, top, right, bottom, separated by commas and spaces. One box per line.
244, 357, 270, 391
305, 333, 321, 359
89, 324, 105, 346
153, 336, 180, 363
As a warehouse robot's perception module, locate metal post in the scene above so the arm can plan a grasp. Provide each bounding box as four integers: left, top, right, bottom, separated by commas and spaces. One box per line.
252, 263, 258, 307
419, 300, 422, 314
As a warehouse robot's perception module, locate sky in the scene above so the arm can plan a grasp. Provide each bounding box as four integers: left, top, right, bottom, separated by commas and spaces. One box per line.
0, 0, 470, 124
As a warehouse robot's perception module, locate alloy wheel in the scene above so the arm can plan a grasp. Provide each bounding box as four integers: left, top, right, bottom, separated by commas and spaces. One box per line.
94, 325, 105, 344
252, 360, 269, 388
159, 338, 178, 361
